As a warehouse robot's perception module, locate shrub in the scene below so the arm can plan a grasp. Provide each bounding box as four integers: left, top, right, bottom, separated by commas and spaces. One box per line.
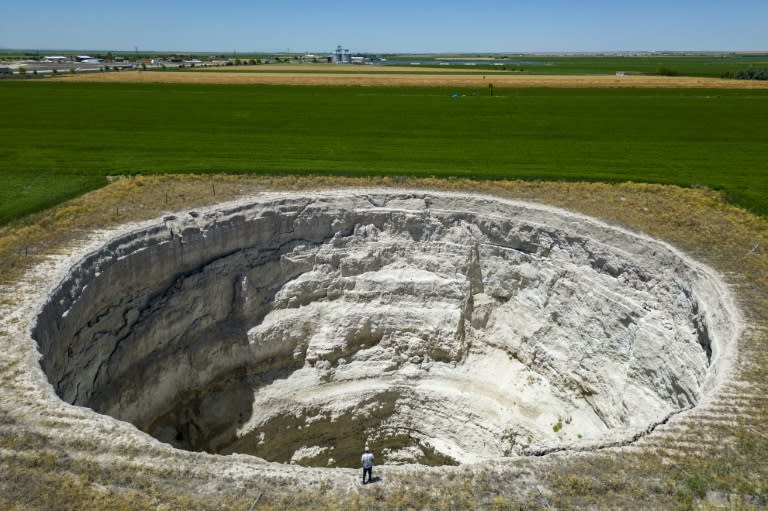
684, 475, 708, 498
735, 67, 768, 80
655, 66, 679, 76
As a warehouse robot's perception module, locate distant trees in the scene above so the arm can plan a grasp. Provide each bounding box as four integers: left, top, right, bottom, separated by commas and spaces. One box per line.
722, 67, 768, 80
655, 66, 679, 76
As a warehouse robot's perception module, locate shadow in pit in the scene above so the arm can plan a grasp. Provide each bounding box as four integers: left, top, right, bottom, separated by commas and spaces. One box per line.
145, 358, 302, 454
220, 389, 459, 468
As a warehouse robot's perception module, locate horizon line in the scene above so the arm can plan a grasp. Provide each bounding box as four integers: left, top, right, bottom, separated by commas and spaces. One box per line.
2, 47, 768, 55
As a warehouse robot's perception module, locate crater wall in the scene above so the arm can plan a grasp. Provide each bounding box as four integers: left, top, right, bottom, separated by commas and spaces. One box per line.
33, 192, 738, 466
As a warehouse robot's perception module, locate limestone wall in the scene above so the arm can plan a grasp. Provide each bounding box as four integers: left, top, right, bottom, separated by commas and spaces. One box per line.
32, 192, 739, 465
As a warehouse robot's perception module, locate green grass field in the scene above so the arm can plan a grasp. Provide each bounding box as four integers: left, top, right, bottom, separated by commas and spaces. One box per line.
169, 54, 768, 77
2, 81, 767, 224
389, 54, 768, 77
386, 54, 768, 76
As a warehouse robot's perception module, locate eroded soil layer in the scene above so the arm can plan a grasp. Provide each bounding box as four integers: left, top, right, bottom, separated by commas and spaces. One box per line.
33, 191, 737, 467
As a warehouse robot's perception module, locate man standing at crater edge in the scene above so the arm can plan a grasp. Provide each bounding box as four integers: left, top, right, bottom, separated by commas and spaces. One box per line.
361, 447, 374, 484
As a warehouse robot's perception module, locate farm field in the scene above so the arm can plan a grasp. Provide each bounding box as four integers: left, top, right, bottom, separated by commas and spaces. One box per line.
1, 81, 768, 224
385, 53, 768, 76
60, 69, 768, 89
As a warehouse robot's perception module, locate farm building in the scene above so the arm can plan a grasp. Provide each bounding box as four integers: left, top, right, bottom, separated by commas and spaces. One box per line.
331, 45, 352, 64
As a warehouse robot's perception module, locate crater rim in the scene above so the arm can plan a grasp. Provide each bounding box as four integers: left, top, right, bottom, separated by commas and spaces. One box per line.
29, 189, 742, 467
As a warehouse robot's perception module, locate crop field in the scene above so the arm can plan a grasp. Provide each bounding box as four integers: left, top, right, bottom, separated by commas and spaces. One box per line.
386, 53, 768, 76
178, 53, 768, 77
60, 68, 768, 89
2, 81, 768, 224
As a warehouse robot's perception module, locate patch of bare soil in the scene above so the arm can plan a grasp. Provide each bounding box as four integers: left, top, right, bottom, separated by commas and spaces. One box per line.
58, 70, 768, 88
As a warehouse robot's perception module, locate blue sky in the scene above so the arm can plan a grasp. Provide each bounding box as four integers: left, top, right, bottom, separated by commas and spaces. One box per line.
1, 0, 766, 53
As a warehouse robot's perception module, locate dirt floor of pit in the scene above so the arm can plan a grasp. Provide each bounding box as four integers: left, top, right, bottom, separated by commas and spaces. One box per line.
56, 69, 768, 88
1, 176, 767, 510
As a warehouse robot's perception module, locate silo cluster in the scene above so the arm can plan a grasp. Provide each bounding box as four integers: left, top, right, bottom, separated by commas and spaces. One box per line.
333, 45, 352, 64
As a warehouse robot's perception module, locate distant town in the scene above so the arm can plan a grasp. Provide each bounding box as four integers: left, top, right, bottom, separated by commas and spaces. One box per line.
0, 45, 393, 76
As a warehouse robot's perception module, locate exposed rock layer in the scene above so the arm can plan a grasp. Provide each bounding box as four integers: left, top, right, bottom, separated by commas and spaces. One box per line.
33, 192, 736, 466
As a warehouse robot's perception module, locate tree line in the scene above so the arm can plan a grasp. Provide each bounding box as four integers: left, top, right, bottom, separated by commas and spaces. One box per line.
722, 67, 768, 80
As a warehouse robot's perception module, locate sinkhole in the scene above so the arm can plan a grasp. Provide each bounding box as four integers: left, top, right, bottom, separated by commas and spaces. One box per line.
33, 192, 738, 467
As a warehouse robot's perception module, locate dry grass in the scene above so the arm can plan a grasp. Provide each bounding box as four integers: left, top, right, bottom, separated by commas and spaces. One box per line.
57, 70, 768, 88
1, 175, 767, 510
5, 175, 764, 291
